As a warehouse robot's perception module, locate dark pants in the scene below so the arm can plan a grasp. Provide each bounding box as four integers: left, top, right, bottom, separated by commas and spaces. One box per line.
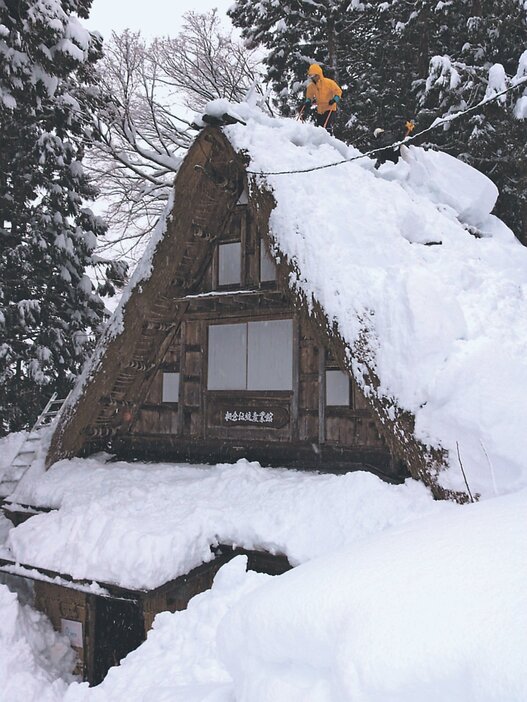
374, 147, 400, 169
315, 110, 335, 133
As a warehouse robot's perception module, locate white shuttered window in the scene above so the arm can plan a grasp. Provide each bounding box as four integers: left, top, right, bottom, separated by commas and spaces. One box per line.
260, 243, 276, 282
325, 369, 350, 406
208, 320, 293, 390
162, 372, 180, 402
218, 242, 242, 286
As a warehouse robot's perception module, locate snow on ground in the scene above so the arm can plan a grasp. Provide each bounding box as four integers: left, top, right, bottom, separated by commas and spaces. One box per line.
6, 455, 450, 589
1, 456, 525, 701
197, 99, 527, 498
218, 488, 527, 702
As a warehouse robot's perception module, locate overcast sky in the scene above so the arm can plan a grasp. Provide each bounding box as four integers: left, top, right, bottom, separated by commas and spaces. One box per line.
86, 0, 235, 39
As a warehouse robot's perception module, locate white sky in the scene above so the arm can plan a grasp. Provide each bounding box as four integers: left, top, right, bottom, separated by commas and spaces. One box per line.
86, 0, 235, 39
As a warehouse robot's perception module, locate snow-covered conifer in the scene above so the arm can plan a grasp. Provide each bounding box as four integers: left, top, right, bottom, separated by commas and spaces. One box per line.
0, 0, 107, 433
413, 0, 527, 242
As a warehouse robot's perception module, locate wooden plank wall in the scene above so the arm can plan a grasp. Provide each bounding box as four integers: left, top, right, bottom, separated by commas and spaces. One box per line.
130, 312, 386, 453
125, 198, 387, 459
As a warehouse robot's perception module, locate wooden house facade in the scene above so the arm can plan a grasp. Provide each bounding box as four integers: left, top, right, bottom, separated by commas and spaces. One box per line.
46, 126, 447, 489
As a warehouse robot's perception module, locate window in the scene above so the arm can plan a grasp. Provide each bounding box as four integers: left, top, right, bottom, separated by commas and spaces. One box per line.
326, 370, 350, 406
208, 320, 293, 391
218, 242, 241, 286
162, 372, 180, 402
247, 320, 292, 390
236, 188, 249, 205
260, 242, 276, 282
208, 323, 247, 390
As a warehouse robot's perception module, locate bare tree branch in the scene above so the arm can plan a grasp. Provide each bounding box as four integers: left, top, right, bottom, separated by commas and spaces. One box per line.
89, 11, 263, 264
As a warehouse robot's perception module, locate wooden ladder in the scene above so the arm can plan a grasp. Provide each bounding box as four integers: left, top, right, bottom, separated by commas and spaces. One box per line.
0, 393, 68, 496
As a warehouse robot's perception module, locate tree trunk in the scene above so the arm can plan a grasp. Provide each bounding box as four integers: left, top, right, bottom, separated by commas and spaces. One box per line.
417, 7, 430, 79
520, 202, 527, 247
327, 18, 338, 81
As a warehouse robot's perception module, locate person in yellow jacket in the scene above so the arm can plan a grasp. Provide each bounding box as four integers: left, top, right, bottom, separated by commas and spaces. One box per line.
302, 64, 342, 133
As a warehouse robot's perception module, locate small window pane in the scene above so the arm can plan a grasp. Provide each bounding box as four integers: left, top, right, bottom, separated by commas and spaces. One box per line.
260, 243, 276, 282
247, 319, 293, 390
218, 242, 241, 286
162, 372, 180, 402
236, 188, 249, 205
326, 370, 350, 406
208, 323, 247, 390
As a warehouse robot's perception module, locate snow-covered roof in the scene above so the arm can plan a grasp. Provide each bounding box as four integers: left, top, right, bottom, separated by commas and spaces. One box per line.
3, 99, 527, 694
3, 456, 448, 590
202, 98, 527, 499
47, 98, 527, 499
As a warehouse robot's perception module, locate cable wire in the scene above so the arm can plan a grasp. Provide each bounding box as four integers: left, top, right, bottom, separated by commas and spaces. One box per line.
246, 77, 527, 177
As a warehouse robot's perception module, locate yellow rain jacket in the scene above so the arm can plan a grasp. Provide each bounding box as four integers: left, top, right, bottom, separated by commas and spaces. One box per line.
305, 64, 342, 114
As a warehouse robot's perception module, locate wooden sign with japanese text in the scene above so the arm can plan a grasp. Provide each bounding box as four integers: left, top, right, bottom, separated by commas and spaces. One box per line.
215, 405, 290, 429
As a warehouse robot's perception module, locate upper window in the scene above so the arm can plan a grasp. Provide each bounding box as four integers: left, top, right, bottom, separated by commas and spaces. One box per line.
260, 242, 277, 282
208, 319, 293, 391
326, 369, 350, 406
218, 242, 242, 286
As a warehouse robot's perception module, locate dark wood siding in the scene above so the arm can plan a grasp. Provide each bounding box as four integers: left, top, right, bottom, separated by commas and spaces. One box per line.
118, 207, 394, 478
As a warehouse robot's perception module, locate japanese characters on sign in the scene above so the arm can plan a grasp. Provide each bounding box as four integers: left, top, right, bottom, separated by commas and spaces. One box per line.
224, 410, 274, 424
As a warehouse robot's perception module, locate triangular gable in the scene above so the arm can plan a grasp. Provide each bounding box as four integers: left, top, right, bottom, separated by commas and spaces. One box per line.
47, 126, 452, 499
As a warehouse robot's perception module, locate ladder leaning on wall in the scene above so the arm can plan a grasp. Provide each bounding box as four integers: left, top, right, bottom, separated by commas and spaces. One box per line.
0, 393, 68, 497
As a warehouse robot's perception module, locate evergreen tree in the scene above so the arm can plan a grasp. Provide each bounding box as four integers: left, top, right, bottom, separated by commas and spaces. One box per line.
0, 0, 108, 434
409, 0, 527, 242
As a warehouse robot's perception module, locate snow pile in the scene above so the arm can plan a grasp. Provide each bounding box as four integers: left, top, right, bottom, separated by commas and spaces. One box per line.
63, 557, 267, 702
0, 584, 76, 702
218, 489, 527, 702
194, 99, 527, 497
400, 145, 498, 225
2, 480, 525, 702
6, 457, 449, 589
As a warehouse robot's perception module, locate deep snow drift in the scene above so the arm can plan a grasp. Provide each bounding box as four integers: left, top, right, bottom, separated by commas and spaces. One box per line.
0, 581, 76, 702
1, 454, 526, 702
218, 489, 527, 702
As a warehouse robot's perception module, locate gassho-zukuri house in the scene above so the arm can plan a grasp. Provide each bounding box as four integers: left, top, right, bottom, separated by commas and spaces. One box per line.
41, 98, 527, 502
2, 98, 527, 685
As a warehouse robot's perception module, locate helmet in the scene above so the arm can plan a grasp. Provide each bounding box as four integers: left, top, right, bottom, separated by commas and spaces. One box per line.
373, 128, 385, 138
307, 64, 323, 78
